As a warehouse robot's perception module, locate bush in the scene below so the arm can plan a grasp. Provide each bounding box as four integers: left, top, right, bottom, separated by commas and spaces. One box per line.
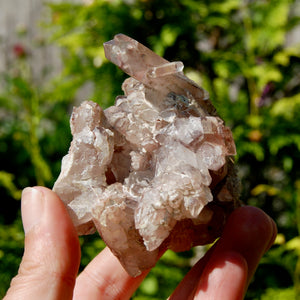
1, 0, 300, 298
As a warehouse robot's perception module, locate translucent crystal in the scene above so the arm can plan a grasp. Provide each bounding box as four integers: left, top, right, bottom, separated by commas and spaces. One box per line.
53, 34, 240, 277
147, 61, 184, 78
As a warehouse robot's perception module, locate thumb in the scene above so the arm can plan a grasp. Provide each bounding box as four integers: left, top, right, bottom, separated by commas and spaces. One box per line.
4, 187, 81, 300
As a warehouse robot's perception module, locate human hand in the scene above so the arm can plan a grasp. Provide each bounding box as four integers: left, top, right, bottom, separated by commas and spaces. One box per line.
4, 187, 276, 300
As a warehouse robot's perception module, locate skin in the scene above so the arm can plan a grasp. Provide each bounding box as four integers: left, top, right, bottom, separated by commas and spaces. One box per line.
4, 186, 277, 300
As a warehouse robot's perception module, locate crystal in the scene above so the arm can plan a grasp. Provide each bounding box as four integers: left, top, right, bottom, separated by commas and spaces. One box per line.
53, 34, 240, 277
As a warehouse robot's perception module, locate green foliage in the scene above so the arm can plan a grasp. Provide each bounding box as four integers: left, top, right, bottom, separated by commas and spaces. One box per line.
0, 218, 24, 298
132, 249, 192, 299
261, 287, 295, 300
1, 0, 300, 298
0, 171, 21, 200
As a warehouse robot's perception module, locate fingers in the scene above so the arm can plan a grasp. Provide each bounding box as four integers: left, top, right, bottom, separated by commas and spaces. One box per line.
192, 251, 247, 300
4, 187, 81, 300
170, 206, 277, 300
212, 206, 277, 287
4, 188, 276, 300
73, 247, 155, 300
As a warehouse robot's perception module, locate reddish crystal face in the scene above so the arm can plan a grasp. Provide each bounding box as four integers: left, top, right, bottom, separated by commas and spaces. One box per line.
53, 34, 240, 277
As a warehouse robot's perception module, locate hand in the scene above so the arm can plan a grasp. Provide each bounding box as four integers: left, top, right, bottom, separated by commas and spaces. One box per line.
4, 187, 276, 300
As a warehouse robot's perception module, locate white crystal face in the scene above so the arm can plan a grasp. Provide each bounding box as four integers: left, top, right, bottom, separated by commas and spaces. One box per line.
53, 34, 239, 277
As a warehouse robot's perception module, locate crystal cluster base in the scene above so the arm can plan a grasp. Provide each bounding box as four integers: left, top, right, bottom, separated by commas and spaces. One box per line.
53, 34, 240, 277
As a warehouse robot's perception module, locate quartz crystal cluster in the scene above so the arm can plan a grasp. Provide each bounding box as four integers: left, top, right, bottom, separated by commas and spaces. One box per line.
53, 34, 240, 277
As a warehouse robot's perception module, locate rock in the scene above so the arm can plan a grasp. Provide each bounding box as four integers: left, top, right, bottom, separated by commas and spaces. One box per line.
53, 34, 240, 277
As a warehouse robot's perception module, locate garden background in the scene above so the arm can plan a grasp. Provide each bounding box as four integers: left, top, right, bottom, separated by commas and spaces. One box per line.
1, 0, 300, 299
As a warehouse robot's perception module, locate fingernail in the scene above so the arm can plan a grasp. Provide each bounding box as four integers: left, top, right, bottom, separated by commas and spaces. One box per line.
21, 187, 45, 234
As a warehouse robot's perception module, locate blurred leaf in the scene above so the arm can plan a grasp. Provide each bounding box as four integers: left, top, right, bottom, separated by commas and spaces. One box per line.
0, 171, 21, 200
274, 46, 300, 66
286, 237, 300, 253
139, 276, 159, 296
151, 25, 181, 56
261, 287, 295, 300
0, 219, 24, 298
268, 134, 300, 155
251, 184, 280, 197
270, 94, 300, 121
210, 0, 239, 14
274, 233, 286, 245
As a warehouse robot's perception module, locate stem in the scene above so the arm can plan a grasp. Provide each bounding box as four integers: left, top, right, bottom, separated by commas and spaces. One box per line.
295, 181, 300, 298
240, 0, 259, 116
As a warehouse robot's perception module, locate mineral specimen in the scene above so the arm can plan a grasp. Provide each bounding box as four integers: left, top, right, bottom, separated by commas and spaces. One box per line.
53, 34, 240, 277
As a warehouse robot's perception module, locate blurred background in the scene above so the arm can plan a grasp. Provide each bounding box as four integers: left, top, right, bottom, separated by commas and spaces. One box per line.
0, 0, 300, 299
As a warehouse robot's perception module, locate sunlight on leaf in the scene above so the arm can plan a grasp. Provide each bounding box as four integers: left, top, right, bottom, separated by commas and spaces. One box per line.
274, 233, 286, 245
270, 94, 300, 121
285, 237, 300, 254
251, 184, 279, 197
0, 171, 21, 200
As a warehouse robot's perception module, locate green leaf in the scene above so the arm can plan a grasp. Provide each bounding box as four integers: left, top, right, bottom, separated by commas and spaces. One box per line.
261, 287, 295, 300
285, 237, 300, 253
139, 276, 159, 296
268, 134, 300, 155
251, 184, 279, 196
210, 0, 239, 14
270, 94, 300, 121
0, 171, 21, 200
250, 64, 282, 89
152, 25, 181, 56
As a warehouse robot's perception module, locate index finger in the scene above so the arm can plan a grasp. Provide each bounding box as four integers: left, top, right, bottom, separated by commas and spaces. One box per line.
73, 247, 163, 300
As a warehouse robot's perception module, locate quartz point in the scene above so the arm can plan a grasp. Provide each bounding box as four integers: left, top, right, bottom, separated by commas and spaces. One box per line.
53, 34, 240, 277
